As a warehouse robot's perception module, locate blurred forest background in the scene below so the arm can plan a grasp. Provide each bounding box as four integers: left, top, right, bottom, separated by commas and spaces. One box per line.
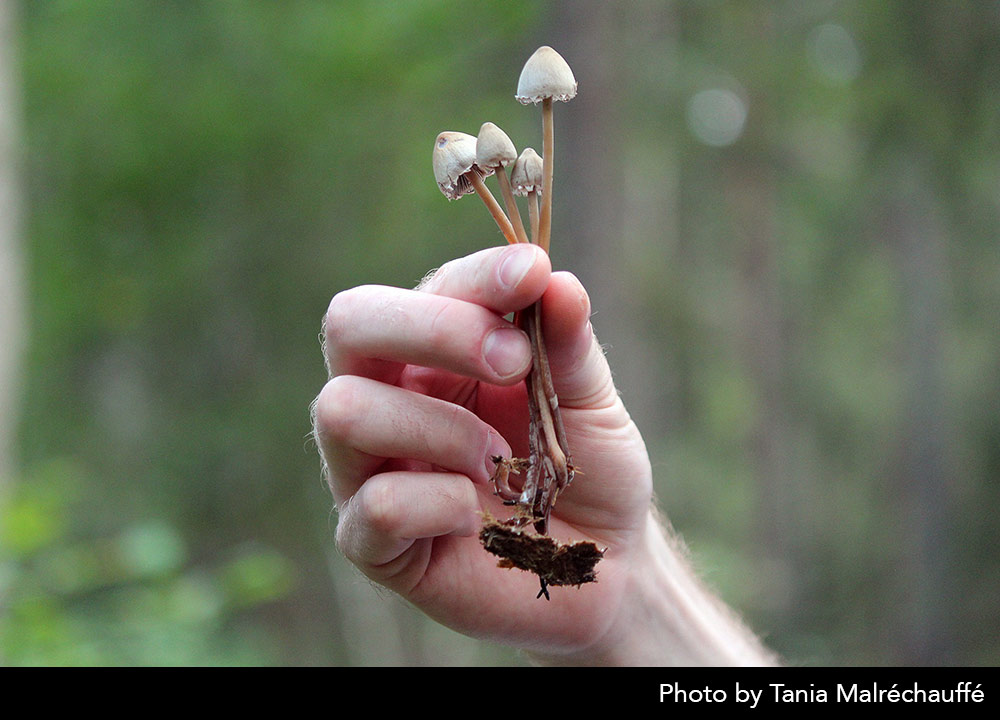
0, 0, 997, 666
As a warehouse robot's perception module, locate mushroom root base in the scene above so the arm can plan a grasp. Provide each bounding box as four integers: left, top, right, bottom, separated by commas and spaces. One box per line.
479, 512, 604, 588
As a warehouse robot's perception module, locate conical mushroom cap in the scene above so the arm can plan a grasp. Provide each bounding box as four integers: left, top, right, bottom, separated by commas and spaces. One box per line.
515, 46, 577, 105
510, 147, 543, 196
433, 131, 490, 200
476, 122, 517, 170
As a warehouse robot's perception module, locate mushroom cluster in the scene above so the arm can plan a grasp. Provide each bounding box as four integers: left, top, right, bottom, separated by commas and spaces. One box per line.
432, 46, 601, 600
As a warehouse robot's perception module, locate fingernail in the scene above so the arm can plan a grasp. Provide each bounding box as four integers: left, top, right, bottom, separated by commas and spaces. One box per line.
484, 431, 511, 481
482, 327, 530, 379
498, 245, 537, 289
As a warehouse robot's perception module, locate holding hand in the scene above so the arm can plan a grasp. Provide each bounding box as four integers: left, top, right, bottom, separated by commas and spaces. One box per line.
313, 243, 775, 665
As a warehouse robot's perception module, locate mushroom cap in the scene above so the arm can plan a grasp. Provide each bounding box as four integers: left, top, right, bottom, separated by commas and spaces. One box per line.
476, 122, 517, 170
433, 131, 491, 200
510, 147, 543, 196
515, 46, 577, 105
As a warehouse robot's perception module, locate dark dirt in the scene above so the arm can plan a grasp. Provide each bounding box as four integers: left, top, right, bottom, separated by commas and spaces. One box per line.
479, 512, 605, 592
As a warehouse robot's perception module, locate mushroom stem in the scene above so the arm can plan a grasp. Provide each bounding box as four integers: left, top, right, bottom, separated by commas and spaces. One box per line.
496, 170, 530, 244
538, 97, 554, 253
517, 299, 573, 534
531, 301, 572, 457
527, 190, 540, 245
469, 172, 518, 245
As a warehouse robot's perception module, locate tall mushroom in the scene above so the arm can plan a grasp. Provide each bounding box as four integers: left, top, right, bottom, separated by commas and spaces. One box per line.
476, 122, 529, 245
509, 48, 577, 535
433, 131, 518, 245
515, 46, 577, 253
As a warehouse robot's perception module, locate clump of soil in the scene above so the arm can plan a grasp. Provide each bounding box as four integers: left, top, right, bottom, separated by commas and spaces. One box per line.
479, 511, 605, 599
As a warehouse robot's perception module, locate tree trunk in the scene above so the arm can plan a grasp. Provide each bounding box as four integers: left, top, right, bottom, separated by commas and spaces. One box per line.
545, 0, 678, 435
0, 0, 25, 492
725, 156, 806, 629
0, 0, 25, 668
885, 156, 954, 664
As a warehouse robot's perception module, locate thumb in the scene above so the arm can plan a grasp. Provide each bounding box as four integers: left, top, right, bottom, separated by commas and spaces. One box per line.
538, 271, 617, 410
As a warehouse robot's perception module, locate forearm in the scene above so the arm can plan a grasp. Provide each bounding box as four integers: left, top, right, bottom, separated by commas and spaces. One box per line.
528, 507, 779, 667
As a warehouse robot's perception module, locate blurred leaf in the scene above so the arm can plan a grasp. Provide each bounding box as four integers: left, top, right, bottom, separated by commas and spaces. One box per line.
117, 520, 187, 579
0, 458, 83, 556
220, 545, 296, 609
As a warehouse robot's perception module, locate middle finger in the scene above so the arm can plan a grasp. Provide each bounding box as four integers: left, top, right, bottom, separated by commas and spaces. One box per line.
324, 285, 532, 385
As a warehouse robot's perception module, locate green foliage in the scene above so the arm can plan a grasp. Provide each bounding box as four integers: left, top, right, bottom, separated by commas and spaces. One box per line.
1, 458, 295, 665
9, 0, 999, 665
13, 0, 539, 666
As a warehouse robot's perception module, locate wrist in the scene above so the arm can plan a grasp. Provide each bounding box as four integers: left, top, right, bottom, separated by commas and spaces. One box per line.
529, 507, 778, 666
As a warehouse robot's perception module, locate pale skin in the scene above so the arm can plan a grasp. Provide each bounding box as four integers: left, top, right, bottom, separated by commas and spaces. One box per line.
313, 242, 778, 666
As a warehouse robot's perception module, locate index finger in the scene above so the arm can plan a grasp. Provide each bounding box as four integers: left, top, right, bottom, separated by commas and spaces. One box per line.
322, 244, 550, 383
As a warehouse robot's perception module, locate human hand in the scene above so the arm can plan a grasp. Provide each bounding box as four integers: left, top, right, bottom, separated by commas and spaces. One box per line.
313, 243, 774, 665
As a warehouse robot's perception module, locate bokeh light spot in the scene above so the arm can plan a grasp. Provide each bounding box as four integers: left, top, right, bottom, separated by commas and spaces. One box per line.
687, 88, 747, 147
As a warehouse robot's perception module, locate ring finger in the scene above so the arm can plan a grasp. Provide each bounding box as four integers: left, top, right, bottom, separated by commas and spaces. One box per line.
314, 374, 512, 505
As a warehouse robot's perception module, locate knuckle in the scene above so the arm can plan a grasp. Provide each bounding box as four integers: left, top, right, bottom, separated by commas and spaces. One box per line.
314, 375, 368, 443
423, 299, 484, 370
423, 298, 459, 347
353, 475, 402, 536
418, 260, 452, 292
439, 403, 480, 459
323, 287, 363, 351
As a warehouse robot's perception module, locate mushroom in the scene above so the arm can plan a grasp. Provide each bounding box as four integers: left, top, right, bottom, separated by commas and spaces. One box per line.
510, 147, 543, 244
515, 46, 577, 253
429, 44, 593, 595
476, 122, 529, 244
432, 131, 518, 245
